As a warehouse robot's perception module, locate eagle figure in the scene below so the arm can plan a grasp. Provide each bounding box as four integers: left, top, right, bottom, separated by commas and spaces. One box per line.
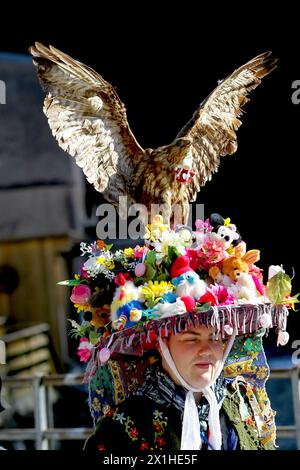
30, 43, 277, 226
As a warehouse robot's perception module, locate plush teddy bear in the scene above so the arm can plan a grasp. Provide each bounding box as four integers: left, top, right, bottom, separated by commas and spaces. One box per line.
209, 244, 262, 302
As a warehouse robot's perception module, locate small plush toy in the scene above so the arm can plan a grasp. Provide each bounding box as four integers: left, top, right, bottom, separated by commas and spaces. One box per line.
90, 304, 110, 329
110, 281, 142, 329
209, 213, 241, 250
209, 244, 262, 302
112, 300, 144, 330
157, 295, 196, 318
170, 255, 207, 299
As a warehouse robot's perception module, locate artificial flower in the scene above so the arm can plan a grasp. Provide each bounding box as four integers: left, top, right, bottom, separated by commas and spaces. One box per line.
97, 240, 106, 250
198, 284, 235, 306
105, 260, 115, 270
70, 284, 92, 305
195, 218, 212, 233
97, 256, 106, 265
114, 272, 133, 286
141, 280, 174, 304
134, 245, 149, 259
77, 338, 93, 362
124, 247, 135, 258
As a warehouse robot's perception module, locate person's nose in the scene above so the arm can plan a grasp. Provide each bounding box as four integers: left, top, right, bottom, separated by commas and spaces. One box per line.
196, 341, 211, 356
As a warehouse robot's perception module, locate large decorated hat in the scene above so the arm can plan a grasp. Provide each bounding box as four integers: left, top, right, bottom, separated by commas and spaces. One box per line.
60, 213, 298, 429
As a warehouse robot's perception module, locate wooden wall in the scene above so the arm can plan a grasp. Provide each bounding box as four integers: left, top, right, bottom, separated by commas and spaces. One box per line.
0, 237, 72, 367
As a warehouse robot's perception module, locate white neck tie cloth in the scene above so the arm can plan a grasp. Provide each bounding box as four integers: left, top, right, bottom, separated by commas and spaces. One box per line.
158, 333, 236, 450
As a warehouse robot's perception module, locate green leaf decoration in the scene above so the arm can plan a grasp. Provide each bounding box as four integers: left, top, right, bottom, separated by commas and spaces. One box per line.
194, 302, 211, 312
265, 271, 292, 304
133, 276, 147, 285
156, 273, 169, 282
146, 251, 156, 268
57, 279, 82, 286
106, 244, 113, 250
145, 264, 156, 280
168, 246, 180, 264
89, 329, 100, 345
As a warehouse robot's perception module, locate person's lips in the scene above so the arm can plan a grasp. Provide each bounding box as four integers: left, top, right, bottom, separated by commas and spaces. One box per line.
194, 361, 213, 370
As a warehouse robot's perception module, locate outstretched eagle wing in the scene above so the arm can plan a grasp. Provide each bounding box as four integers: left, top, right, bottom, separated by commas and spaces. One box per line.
176, 52, 277, 202
30, 42, 145, 206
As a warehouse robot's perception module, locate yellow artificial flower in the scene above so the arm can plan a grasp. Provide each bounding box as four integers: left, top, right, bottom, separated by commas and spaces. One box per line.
74, 303, 90, 313
144, 215, 169, 242
105, 260, 115, 270
124, 247, 135, 258
74, 274, 80, 280
141, 280, 173, 302
144, 224, 156, 242
97, 256, 106, 265
224, 217, 231, 226
152, 214, 169, 232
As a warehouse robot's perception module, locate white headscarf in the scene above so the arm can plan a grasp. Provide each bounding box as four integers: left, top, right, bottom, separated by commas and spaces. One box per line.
158, 331, 236, 450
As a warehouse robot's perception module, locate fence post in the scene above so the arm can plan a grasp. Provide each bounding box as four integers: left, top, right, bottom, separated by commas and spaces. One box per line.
33, 375, 48, 450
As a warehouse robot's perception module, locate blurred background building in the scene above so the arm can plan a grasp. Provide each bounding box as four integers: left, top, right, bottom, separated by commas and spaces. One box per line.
0, 53, 95, 449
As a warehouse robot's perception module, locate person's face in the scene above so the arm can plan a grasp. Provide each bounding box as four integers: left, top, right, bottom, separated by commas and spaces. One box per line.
161, 324, 226, 389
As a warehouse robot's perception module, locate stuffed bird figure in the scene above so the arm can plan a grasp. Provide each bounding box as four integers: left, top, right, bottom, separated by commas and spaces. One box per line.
30, 43, 277, 226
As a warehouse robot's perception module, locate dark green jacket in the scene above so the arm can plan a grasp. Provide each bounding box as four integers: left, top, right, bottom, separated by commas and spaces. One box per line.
84, 385, 275, 451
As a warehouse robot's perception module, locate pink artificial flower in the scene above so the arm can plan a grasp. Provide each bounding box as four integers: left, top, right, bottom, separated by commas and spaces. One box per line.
77, 338, 93, 362
248, 264, 265, 295
198, 284, 235, 306
114, 272, 132, 286
134, 245, 149, 259
70, 284, 92, 305
210, 284, 236, 305
80, 265, 90, 280
195, 218, 213, 234
248, 264, 264, 283
196, 239, 227, 271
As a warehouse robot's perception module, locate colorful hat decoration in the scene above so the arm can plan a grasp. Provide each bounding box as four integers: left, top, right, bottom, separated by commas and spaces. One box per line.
60, 214, 298, 368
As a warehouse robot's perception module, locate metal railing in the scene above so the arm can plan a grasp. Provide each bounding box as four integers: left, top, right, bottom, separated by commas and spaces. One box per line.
0, 366, 300, 450
0, 373, 93, 450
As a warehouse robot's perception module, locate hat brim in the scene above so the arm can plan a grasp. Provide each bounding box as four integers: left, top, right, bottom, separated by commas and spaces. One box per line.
98, 303, 288, 359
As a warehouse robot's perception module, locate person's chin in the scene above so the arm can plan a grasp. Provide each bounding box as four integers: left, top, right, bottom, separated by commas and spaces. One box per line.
192, 365, 213, 387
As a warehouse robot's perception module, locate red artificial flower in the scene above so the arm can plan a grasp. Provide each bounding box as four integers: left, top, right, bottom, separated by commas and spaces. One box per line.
155, 436, 166, 447
140, 441, 149, 451
114, 272, 133, 286
154, 422, 162, 432
198, 291, 218, 306
129, 427, 139, 438
186, 248, 201, 271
